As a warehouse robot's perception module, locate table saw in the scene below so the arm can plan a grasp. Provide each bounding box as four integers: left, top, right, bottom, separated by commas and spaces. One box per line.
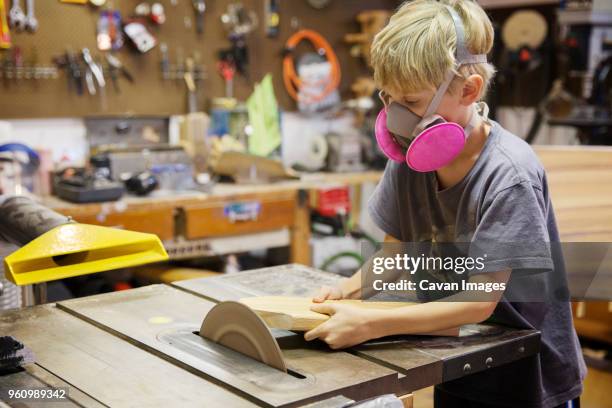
0, 264, 540, 408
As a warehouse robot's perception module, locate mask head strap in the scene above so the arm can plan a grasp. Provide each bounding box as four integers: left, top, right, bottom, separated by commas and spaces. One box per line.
449, 6, 487, 66
422, 5, 488, 118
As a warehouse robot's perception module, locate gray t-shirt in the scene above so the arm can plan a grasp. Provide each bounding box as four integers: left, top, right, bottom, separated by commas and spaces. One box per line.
368, 121, 586, 408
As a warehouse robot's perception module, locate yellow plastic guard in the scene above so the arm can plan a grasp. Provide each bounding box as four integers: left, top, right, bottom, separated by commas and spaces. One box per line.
4, 223, 169, 285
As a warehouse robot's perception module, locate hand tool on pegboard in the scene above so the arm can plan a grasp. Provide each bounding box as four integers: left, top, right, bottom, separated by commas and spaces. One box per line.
220, 2, 257, 78
1, 50, 12, 86
218, 58, 235, 99
159, 42, 170, 79
65, 49, 84, 95
82, 47, 105, 96
12, 45, 22, 81
26, 46, 36, 79
192, 0, 206, 35
8, 0, 25, 32
23, 0, 36, 32
106, 57, 120, 92
0, 0, 11, 49
1, 46, 57, 81
184, 56, 197, 112
264, 0, 279, 38
106, 53, 134, 93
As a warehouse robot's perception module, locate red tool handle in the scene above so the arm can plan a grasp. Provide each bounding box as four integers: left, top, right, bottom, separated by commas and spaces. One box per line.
218, 60, 236, 82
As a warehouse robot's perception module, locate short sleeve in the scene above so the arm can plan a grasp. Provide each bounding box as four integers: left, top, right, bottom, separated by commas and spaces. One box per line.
368, 161, 404, 240
470, 181, 554, 274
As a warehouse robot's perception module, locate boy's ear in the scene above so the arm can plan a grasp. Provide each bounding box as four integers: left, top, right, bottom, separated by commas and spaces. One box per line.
461, 74, 483, 105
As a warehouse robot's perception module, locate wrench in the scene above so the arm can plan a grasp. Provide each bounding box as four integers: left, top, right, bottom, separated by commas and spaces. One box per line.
192, 0, 205, 35
8, 0, 26, 31
24, 0, 37, 32
106, 53, 134, 83
65, 50, 83, 95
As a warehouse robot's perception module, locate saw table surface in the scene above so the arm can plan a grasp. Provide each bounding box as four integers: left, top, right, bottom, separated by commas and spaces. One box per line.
1, 264, 540, 407
0, 305, 254, 407
176, 265, 541, 393
56, 285, 398, 407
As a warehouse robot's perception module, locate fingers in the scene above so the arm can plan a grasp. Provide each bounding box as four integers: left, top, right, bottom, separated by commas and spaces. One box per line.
313, 286, 342, 302
312, 286, 332, 303
310, 303, 337, 316
304, 321, 329, 341
304, 325, 345, 349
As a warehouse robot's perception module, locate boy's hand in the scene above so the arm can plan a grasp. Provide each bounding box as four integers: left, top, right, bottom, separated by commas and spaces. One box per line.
304, 303, 376, 349
312, 285, 344, 303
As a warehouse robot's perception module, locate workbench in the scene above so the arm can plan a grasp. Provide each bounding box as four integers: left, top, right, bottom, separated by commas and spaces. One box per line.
42, 172, 383, 266
0, 265, 540, 408
43, 147, 612, 263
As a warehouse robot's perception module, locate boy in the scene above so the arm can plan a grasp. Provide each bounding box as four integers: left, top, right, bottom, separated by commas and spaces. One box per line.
305, 1, 586, 407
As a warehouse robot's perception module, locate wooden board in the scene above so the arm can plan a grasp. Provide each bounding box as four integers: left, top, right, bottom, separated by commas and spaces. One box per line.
239, 296, 459, 336
0, 304, 254, 408
57, 284, 400, 408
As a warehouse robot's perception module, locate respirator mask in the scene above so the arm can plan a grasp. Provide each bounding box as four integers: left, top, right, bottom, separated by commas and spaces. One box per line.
375, 5, 490, 172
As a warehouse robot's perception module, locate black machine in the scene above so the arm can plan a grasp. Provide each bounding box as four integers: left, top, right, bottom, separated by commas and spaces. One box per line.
53, 154, 124, 203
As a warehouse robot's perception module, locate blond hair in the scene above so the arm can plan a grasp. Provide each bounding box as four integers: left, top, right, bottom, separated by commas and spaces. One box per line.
371, 0, 496, 99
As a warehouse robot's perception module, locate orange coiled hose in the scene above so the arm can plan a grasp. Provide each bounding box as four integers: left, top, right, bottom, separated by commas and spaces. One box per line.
282, 29, 341, 104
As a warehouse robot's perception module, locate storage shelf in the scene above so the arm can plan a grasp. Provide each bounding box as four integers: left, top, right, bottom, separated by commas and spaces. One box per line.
557, 9, 612, 25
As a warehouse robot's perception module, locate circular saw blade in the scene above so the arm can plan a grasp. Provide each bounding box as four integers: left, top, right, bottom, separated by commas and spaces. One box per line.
199, 301, 287, 372
502, 10, 548, 51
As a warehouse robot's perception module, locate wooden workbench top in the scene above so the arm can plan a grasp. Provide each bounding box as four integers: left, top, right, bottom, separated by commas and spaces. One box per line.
42, 171, 384, 214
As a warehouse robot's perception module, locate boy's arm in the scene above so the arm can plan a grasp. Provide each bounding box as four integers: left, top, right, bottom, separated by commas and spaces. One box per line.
306, 269, 509, 349
367, 269, 509, 337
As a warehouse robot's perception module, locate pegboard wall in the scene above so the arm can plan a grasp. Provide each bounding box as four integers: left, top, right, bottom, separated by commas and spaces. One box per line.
0, 0, 400, 119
